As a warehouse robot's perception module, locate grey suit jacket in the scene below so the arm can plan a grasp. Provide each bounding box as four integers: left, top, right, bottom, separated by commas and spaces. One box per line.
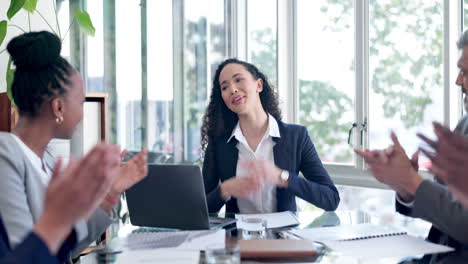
0, 132, 112, 257
396, 115, 468, 249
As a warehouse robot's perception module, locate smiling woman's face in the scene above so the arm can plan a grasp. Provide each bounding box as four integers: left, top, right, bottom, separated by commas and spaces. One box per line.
218, 63, 263, 115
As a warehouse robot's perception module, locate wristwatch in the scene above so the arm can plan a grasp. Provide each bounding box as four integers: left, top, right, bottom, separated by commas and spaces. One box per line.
280, 170, 290, 182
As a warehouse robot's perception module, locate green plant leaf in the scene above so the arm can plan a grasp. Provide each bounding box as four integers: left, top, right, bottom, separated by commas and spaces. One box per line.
0, 21, 7, 47
23, 0, 38, 13
75, 10, 95, 36
7, 0, 26, 20
6, 57, 16, 108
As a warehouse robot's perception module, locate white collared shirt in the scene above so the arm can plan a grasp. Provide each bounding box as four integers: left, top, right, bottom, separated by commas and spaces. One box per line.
227, 114, 281, 214
11, 134, 51, 186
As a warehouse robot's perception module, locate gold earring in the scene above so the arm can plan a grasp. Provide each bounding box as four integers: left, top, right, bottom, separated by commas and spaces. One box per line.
56, 116, 64, 124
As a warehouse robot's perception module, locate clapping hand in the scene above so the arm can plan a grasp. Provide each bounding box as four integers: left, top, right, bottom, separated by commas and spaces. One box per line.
108, 148, 149, 197
418, 122, 468, 206
35, 144, 120, 254
355, 132, 423, 202
240, 160, 285, 186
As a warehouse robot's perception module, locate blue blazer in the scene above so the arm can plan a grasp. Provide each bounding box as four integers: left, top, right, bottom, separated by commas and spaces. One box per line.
0, 215, 75, 264
203, 120, 340, 213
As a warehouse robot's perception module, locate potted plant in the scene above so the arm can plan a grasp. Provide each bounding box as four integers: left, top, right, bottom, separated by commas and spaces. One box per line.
0, 0, 95, 106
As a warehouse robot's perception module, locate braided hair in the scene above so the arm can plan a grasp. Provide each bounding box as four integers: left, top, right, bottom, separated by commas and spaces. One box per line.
7, 31, 74, 117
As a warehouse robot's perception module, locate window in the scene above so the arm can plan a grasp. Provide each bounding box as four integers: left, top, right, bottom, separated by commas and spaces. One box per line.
297, 0, 355, 165
116, 0, 142, 151
147, 0, 174, 162
81, 0, 227, 163
57, 0, 70, 59
247, 0, 277, 87
79, 0, 465, 187
85, 0, 104, 93
465, 0, 468, 29
184, 0, 226, 162
368, 0, 443, 169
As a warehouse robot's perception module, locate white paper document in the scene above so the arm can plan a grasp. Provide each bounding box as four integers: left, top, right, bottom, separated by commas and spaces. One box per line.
326, 234, 453, 259
289, 223, 404, 243
115, 249, 199, 264
235, 211, 299, 229
289, 223, 454, 258
124, 229, 225, 251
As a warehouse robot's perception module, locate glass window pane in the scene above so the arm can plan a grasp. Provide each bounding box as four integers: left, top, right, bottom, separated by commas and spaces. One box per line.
184, 0, 226, 162
369, 0, 443, 169
57, 0, 70, 58
465, 0, 468, 29
116, 0, 142, 151
297, 0, 355, 164
147, 0, 174, 163
248, 0, 277, 87
86, 0, 104, 93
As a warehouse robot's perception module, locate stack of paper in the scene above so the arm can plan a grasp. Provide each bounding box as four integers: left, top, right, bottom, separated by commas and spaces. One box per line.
289, 223, 404, 242
288, 223, 454, 258
326, 234, 454, 259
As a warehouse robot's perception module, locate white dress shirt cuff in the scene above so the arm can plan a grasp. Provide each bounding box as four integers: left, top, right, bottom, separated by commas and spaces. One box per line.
396, 193, 414, 208
74, 219, 88, 242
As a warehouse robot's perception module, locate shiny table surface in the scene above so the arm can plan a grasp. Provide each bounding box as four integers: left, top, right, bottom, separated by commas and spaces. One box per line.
79, 210, 468, 264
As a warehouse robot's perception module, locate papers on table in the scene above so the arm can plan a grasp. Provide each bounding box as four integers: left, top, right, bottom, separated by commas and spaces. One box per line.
288, 223, 404, 243
326, 234, 454, 259
288, 223, 454, 259
124, 229, 225, 251
235, 211, 299, 229
115, 249, 199, 264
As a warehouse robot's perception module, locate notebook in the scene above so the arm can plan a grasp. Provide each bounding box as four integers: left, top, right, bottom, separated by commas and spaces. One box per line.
288, 223, 404, 242
326, 234, 454, 259
288, 223, 454, 258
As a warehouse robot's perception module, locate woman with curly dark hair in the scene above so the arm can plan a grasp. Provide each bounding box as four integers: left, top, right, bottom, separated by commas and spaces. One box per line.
201, 58, 340, 214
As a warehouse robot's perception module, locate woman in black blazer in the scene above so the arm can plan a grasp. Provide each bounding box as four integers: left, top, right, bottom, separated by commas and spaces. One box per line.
201, 58, 340, 214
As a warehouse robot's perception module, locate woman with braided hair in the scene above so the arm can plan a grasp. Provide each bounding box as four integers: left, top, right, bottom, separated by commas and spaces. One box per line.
0, 31, 148, 259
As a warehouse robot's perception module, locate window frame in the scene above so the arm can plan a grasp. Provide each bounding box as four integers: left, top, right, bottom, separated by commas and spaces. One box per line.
280, 0, 464, 188
76, 0, 466, 188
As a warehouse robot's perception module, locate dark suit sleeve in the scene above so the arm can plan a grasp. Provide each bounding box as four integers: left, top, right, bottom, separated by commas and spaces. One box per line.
0, 233, 59, 264
395, 196, 412, 216
202, 143, 226, 213
286, 127, 340, 211
56, 230, 77, 262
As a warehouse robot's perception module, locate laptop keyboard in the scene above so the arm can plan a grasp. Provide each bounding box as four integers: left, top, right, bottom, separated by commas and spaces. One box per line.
125, 230, 217, 250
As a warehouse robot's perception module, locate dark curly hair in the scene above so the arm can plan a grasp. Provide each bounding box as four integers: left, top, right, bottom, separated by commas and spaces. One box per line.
7, 31, 74, 117
200, 58, 282, 157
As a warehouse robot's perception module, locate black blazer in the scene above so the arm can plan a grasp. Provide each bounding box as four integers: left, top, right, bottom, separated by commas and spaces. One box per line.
0, 215, 76, 264
203, 120, 340, 213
